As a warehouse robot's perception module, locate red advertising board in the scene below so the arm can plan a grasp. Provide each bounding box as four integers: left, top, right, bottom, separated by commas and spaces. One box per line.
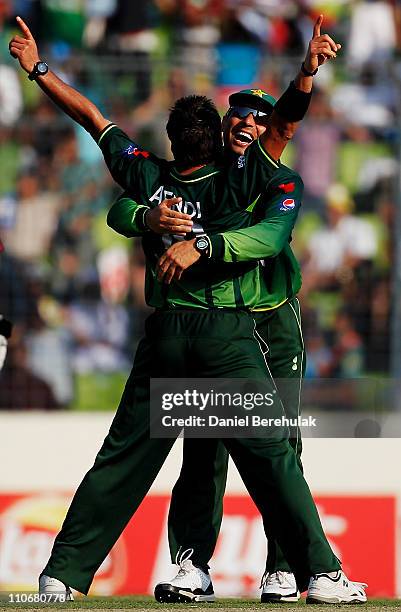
0, 493, 396, 598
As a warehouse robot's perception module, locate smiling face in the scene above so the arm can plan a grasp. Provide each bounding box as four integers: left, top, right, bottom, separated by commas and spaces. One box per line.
222, 108, 270, 156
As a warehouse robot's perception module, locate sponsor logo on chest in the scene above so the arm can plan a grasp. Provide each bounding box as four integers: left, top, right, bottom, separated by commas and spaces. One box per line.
149, 186, 202, 218
237, 155, 246, 169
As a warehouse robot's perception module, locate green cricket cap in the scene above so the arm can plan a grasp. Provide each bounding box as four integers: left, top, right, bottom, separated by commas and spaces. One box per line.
228, 89, 276, 114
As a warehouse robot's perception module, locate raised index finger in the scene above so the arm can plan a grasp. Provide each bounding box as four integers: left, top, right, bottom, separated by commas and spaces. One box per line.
313, 14, 323, 39
16, 16, 33, 40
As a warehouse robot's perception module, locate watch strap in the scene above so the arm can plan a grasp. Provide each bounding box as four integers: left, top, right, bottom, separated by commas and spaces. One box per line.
28, 61, 48, 81
301, 62, 318, 77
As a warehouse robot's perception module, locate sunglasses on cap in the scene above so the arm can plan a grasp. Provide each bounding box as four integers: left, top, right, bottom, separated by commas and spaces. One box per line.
227, 106, 269, 120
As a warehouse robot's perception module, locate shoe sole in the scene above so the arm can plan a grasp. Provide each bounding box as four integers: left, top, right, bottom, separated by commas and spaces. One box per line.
307, 595, 367, 605
261, 592, 300, 603
154, 584, 215, 603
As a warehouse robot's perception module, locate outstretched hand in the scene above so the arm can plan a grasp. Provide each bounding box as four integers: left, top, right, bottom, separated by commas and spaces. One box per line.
9, 16, 40, 74
304, 14, 341, 74
146, 197, 193, 236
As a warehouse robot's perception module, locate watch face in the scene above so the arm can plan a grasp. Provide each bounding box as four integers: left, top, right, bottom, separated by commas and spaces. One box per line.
37, 62, 48, 74
196, 237, 208, 250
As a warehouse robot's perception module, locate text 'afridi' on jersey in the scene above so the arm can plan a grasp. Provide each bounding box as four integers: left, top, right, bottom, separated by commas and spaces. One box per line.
99, 123, 303, 310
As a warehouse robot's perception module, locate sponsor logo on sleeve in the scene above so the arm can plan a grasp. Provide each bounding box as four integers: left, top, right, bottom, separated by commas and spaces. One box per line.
279, 198, 296, 212
279, 182, 295, 193
124, 144, 150, 159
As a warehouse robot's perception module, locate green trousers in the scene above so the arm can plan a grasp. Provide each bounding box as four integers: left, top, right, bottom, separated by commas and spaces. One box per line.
43, 308, 338, 595
168, 298, 307, 574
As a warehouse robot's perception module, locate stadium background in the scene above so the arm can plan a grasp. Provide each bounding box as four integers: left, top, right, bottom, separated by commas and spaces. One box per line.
0, 0, 400, 600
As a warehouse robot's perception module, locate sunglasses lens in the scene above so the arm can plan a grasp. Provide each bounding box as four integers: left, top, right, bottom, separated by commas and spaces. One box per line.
231, 107, 256, 118
229, 106, 268, 119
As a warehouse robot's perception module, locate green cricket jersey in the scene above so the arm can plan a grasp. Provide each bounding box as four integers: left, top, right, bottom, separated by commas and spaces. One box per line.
206, 153, 302, 310
99, 124, 302, 310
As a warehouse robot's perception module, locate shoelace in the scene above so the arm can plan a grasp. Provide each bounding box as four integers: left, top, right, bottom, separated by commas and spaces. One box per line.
352, 581, 368, 589
342, 578, 368, 594
175, 547, 194, 577
259, 570, 288, 589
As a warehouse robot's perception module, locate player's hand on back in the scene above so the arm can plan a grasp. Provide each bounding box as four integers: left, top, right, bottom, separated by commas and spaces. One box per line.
304, 14, 342, 74
9, 16, 40, 74
146, 197, 193, 236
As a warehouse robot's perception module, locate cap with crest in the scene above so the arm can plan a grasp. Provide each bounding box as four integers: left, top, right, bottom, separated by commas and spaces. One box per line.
228, 89, 276, 114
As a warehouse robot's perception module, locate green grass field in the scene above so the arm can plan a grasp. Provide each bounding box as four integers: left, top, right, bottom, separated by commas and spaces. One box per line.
1, 598, 400, 612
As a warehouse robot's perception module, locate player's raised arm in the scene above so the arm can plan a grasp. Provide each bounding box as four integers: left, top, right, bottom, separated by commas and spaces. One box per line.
9, 16, 110, 139
294, 14, 340, 93
260, 15, 341, 160
9, 18, 165, 192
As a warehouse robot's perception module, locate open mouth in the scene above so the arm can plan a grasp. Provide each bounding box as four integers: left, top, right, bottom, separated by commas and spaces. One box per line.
233, 131, 254, 145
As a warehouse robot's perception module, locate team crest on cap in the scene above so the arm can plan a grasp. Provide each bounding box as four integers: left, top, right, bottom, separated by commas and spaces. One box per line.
279, 198, 296, 211
250, 89, 266, 98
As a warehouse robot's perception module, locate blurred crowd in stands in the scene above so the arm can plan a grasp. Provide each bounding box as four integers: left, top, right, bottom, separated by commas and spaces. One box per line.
0, 0, 399, 408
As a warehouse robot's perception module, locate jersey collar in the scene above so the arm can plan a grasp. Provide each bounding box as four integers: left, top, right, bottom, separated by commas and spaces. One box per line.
170, 163, 220, 183
257, 139, 281, 169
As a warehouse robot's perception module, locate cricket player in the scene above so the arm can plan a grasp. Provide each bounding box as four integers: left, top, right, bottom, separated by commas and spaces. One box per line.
9, 17, 367, 605
108, 91, 306, 603
147, 94, 306, 603
104, 86, 366, 604
106, 20, 335, 604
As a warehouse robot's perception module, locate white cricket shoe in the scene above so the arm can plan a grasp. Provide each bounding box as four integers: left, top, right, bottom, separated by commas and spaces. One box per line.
39, 574, 74, 601
261, 571, 300, 603
307, 570, 367, 604
154, 548, 215, 603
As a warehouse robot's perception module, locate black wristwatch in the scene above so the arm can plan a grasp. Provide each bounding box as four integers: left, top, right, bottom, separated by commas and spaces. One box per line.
28, 61, 49, 81
301, 62, 318, 77
194, 235, 210, 257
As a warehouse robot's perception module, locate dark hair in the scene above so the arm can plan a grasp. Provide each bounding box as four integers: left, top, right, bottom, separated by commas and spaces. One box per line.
166, 95, 223, 168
